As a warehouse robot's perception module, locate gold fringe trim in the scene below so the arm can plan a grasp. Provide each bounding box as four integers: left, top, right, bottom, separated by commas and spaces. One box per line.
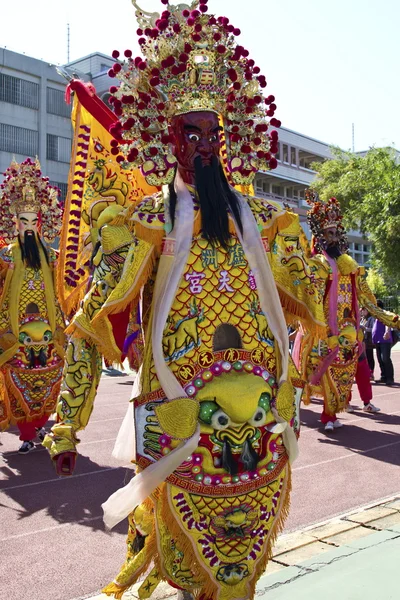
57, 281, 87, 322
66, 242, 155, 364
249, 466, 292, 599
277, 285, 326, 339
156, 487, 215, 600
134, 222, 164, 253
103, 499, 158, 598
70, 318, 122, 365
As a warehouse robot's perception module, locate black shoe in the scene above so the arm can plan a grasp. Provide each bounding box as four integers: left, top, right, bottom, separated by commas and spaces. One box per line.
386, 380, 395, 386
18, 440, 35, 454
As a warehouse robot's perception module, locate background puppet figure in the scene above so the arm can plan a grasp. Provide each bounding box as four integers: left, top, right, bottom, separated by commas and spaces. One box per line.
44, 2, 328, 599
0, 158, 65, 453
295, 192, 400, 432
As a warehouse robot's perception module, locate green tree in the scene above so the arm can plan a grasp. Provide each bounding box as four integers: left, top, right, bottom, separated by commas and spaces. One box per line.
311, 147, 400, 282
366, 268, 388, 297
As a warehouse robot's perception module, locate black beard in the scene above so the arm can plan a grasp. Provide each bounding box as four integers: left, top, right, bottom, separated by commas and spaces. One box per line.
18, 232, 48, 270
169, 156, 243, 249
325, 243, 342, 259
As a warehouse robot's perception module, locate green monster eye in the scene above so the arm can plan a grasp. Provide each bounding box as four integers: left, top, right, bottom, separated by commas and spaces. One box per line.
199, 400, 219, 424
43, 330, 52, 343
259, 392, 271, 412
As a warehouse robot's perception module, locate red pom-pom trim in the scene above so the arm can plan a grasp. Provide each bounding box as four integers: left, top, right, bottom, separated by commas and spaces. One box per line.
158, 19, 169, 31
270, 118, 281, 128
269, 158, 278, 169
227, 68, 237, 82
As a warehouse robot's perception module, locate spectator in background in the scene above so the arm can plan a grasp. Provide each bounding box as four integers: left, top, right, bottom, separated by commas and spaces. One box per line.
372, 300, 395, 386
360, 307, 375, 379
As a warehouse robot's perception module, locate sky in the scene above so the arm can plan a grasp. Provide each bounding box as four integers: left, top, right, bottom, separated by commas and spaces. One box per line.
2, 0, 400, 152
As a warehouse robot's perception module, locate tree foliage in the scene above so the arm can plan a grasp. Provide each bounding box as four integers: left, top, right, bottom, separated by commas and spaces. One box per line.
310, 147, 400, 283
366, 268, 389, 297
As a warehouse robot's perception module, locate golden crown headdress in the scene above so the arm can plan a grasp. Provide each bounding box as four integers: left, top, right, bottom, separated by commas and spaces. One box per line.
0, 158, 63, 243
306, 190, 348, 253
107, 0, 280, 186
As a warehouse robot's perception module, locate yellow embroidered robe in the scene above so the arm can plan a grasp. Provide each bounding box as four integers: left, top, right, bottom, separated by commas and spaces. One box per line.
0, 242, 65, 429
297, 253, 400, 415
46, 192, 326, 600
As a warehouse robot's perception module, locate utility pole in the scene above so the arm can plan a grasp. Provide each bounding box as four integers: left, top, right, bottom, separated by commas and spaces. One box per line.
67, 23, 70, 63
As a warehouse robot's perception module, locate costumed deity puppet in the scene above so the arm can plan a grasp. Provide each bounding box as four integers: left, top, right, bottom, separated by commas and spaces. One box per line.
293, 192, 400, 432
0, 158, 65, 453
44, 1, 328, 598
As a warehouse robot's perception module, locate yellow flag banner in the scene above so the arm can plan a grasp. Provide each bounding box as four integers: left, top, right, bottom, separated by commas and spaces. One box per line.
58, 79, 156, 316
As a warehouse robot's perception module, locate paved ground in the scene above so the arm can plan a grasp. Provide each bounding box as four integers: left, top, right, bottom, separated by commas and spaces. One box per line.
0, 350, 399, 600
256, 496, 400, 600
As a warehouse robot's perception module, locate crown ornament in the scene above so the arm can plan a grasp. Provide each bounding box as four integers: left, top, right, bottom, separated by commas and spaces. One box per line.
306, 190, 348, 254
14, 185, 42, 215
107, 0, 281, 186
0, 158, 63, 243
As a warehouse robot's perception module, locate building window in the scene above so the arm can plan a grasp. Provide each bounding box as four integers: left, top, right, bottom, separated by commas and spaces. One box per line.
290, 147, 297, 166
50, 181, 68, 204
0, 74, 39, 109
47, 134, 72, 162
0, 123, 38, 155
272, 184, 282, 196
282, 144, 289, 163
255, 178, 270, 196
47, 87, 71, 118
298, 150, 325, 170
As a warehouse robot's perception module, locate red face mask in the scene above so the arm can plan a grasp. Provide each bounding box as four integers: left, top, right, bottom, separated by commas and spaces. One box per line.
170, 111, 222, 184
